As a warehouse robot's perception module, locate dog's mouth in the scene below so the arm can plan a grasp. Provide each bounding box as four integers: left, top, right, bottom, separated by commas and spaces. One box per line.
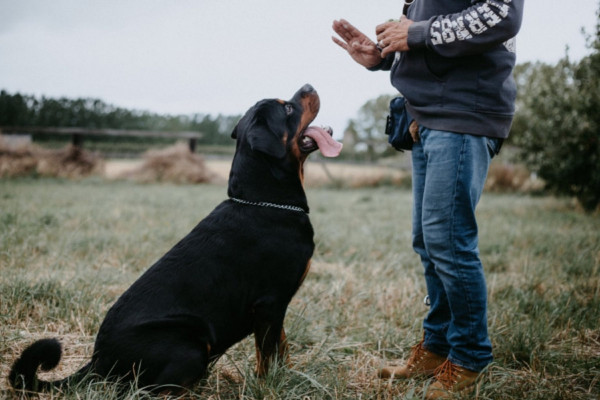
299, 126, 343, 157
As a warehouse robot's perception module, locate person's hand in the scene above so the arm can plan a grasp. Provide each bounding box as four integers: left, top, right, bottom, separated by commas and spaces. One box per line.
375, 19, 413, 57
332, 19, 382, 68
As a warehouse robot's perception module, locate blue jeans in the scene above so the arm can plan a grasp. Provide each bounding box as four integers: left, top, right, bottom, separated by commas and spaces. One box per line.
411, 128, 500, 372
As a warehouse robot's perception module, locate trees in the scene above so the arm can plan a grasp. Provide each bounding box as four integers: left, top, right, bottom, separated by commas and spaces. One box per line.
0, 91, 36, 126
511, 7, 600, 212
344, 94, 395, 161
0, 91, 239, 146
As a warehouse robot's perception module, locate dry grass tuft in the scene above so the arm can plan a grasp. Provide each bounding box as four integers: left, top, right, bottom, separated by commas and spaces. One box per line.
119, 143, 218, 184
36, 146, 104, 178
485, 161, 544, 193
0, 135, 104, 179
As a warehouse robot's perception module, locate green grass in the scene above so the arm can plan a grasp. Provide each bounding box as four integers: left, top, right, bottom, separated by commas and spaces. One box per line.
1, 178, 599, 399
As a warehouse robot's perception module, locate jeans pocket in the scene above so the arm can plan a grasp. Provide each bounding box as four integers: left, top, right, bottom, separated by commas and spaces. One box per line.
486, 137, 504, 159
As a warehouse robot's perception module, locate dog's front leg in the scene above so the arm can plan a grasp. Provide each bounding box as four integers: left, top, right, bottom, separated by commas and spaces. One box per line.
277, 327, 290, 363
252, 298, 288, 377
254, 326, 290, 377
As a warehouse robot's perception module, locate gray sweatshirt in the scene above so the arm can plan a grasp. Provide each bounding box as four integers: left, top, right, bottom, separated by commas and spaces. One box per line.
373, 0, 524, 139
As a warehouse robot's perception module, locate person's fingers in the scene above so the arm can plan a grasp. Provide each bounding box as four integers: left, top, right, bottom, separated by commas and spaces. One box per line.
381, 42, 405, 58
332, 20, 348, 36
376, 23, 397, 43
332, 20, 344, 34
332, 22, 354, 44
337, 19, 367, 43
331, 36, 349, 51
375, 21, 395, 35
381, 47, 393, 58
353, 42, 377, 54
333, 18, 382, 66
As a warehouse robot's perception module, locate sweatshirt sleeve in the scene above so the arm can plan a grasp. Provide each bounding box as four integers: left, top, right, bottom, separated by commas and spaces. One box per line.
407, 0, 523, 57
367, 53, 396, 71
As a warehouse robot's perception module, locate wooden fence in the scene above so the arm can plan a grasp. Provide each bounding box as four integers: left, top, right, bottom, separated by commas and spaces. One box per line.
0, 126, 202, 153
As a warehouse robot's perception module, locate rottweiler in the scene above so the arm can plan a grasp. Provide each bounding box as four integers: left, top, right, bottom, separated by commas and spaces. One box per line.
9, 84, 342, 394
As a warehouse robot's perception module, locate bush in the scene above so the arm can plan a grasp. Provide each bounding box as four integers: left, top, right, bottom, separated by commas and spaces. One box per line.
511, 7, 600, 212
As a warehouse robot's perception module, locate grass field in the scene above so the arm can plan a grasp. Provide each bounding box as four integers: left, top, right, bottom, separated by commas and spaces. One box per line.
0, 178, 599, 399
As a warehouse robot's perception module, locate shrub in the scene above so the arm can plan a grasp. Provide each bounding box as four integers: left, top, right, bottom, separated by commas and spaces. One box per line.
511, 7, 600, 211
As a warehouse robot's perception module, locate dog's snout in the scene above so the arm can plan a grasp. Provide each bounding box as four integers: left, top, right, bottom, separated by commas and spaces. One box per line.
292, 84, 317, 102
299, 84, 315, 96
290, 84, 320, 131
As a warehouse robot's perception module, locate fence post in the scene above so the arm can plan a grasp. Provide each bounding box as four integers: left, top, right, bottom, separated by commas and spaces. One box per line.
188, 138, 197, 153
72, 133, 83, 148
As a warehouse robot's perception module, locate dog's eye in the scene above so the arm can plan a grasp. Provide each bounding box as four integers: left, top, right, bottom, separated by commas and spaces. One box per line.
285, 104, 294, 115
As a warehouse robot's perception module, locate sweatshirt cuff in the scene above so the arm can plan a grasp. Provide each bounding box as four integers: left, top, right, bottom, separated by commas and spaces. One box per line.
366, 53, 395, 71
407, 20, 429, 50
367, 60, 386, 71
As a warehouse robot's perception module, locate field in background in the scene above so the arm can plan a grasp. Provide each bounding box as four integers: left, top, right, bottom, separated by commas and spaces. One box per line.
1, 135, 541, 193
1, 179, 598, 399
105, 157, 410, 188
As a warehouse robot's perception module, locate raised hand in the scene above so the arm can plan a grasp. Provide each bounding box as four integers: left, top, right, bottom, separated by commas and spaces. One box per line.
332, 19, 382, 68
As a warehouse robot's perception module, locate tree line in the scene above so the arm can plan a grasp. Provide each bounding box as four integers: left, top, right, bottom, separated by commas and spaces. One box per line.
0, 91, 239, 146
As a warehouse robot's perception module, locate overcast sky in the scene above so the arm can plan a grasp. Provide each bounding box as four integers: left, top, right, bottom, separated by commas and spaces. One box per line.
1, 0, 598, 137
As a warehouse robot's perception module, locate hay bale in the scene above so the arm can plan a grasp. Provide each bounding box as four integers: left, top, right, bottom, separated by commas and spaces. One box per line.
0, 137, 38, 177
0, 134, 104, 179
36, 145, 105, 178
121, 142, 216, 184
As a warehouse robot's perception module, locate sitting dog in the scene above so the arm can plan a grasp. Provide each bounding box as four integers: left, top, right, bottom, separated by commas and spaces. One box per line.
9, 84, 342, 394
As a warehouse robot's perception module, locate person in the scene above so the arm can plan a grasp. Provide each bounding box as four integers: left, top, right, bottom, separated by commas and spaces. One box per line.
332, 1, 523, 398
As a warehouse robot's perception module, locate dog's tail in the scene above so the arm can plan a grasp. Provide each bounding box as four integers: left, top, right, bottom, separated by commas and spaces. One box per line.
9, 338, 92, 393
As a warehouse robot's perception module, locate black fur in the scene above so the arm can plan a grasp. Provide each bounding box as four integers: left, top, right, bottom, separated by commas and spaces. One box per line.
9, 84, 325, 394
9, 339, 61, 391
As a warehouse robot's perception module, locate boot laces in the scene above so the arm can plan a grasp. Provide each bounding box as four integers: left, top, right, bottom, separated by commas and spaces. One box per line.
407, 341, 429, 368
433, 360, 460, 388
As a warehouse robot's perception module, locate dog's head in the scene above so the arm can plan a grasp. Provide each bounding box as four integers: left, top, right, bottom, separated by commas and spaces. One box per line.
228, 84, 342, 206
231, 84, 342, 164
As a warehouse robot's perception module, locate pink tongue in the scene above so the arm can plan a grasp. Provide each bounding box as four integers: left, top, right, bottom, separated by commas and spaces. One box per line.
304, 126, 343, 157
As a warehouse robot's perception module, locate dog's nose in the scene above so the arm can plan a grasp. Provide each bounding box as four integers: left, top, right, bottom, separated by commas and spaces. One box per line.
291, 84, 318, 104
299, 84, 315, 96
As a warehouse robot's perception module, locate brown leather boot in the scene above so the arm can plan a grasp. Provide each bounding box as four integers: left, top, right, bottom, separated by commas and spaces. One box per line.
378, 340, 446, 380
425, 359, 480, 399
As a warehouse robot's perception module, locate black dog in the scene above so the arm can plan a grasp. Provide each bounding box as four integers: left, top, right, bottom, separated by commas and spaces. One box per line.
9, 84, 342, 394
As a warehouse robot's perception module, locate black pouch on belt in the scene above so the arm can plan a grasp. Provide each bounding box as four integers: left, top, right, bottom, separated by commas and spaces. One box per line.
385, 96, 415, 152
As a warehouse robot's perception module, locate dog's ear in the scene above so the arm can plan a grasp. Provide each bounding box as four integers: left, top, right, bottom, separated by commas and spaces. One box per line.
247, 113, 286, 159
